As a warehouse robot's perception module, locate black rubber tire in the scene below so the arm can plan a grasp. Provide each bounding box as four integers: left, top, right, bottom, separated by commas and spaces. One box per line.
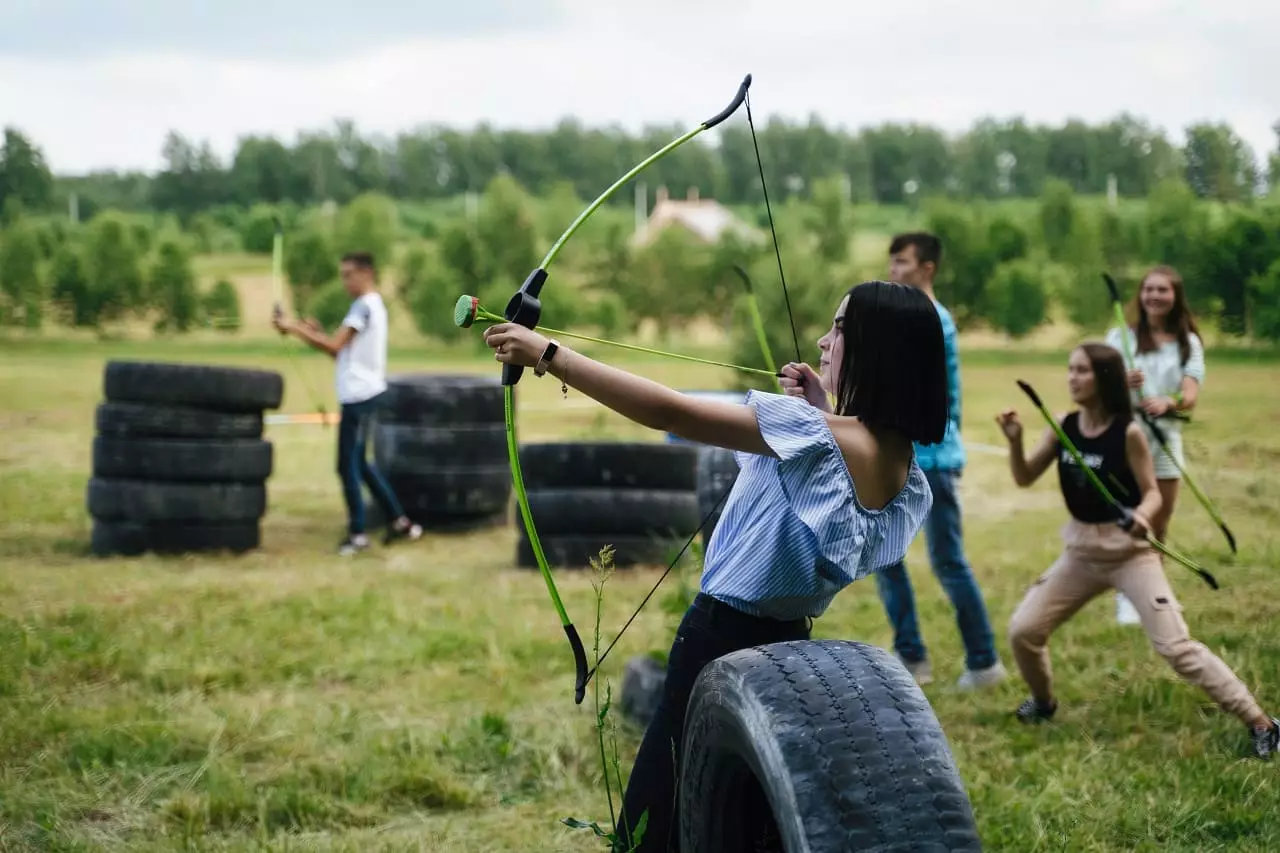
524, 488, 700, 537
514, 531, 689, 569
103, 360, 284, 412
86, 478, 267, 523
90, 520, 261, 557
382, 466, 513, 517
695, 445, 741, 543
380, 373, 506, 424
518, 442, 698, 491
95, 401, 264, 440
372, 422, 507, 475
679, 639, 982, 853
92, 437, 273, 484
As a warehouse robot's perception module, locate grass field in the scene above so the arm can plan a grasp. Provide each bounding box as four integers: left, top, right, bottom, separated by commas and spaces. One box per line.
2, 331, 1280, 852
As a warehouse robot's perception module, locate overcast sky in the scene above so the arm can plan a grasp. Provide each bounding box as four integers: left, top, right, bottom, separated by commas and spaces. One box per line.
2, 0, 1276, 175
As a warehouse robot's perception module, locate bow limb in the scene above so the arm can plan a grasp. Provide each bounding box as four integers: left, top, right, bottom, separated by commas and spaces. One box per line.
583, 79, 803, 689
502, 74, 755, 705
1016, 380, 1219, 590
1103, 273, 1231, 552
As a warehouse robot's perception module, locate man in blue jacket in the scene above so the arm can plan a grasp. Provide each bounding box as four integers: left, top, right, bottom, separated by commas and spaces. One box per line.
878, 232, 1006, 690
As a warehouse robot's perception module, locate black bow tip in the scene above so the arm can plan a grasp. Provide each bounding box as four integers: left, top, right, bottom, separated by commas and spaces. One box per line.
1102, 272, 1122, 303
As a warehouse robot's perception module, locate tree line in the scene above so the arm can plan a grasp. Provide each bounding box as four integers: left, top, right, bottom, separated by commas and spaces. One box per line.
1, 122, 1279, 361
1, 114, 1278, 224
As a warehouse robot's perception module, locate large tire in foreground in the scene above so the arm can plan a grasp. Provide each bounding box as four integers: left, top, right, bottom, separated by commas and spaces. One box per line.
680, 639, 981, 852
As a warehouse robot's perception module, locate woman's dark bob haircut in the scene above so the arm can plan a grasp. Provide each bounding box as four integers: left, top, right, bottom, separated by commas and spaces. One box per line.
835, 280, 948, 445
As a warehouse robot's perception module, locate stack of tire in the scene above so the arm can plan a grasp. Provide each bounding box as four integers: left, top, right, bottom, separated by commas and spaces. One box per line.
664, 390, 745, 545
368, 373, 511, 531
88, 360, 283, 557
513, 442, 701, 569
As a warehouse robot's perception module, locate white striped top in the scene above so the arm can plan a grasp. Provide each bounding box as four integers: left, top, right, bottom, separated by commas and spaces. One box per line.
700, 390, 933, 621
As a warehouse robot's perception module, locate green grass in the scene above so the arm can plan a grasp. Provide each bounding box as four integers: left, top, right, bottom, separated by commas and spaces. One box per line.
1, 335, 1279, 851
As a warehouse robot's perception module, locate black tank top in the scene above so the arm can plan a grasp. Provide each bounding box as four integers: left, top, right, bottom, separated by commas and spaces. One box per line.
1056, 412, 1140, 523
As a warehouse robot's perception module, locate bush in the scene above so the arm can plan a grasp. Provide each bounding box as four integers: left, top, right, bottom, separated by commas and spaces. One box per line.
334, 192, 398, 268
49, 243, 92, 327
240, 204, 282, 254
82, 211, 146, 327
304, 279, 352, 330
1248, 260, 1280, 341
284, 228, 337, 311
0, 219, 43, 328
1039, 179, 1077, 261
149, 238, 199, 333
203, 279, 242, 332
986, 258, 1048, 338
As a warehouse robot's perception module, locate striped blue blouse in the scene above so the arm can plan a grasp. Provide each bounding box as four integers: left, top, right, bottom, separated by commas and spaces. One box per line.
700, 390, 933, 621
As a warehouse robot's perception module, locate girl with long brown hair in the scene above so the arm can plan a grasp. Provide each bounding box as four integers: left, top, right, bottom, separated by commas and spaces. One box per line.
995, 342, 1277, 759
1105, 265, 1204, 623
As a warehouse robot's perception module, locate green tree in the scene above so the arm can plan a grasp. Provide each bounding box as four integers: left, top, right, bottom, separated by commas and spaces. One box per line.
0, 218, 43, 327
0, 127, 54, 213
1183, 122, 1260, 202
986, 259, 1048, 338
1248, 259, 1280, 341
149, 238, 199, 332
474, 174, 539, 286
334, 192, 398, 267
83, 211, 146, 327
284, 228, 337, 312
1038, 179, 1077, 261
203, 279, 242, 332
241, 204, 283, 254
807, 174, 853, 263
49, 243, 93, 327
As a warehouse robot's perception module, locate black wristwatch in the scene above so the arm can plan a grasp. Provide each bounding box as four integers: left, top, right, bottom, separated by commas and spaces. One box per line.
534, 339, 560, 377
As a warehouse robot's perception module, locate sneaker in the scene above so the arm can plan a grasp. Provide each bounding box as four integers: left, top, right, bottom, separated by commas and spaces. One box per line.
896, 653, 933, 686
1015, 697, 1057, 723
338, 534, 370, 556
956, 660, 1009, 691
383, 517, 423, 546
1251, 719, 1280, 760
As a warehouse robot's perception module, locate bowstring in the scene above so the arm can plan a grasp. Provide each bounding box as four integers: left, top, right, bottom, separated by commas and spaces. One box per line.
587, 89, 801, 681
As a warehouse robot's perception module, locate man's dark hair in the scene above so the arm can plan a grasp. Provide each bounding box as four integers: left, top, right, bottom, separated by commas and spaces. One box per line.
1077, 342, 1133, 423
888, 231, 943, 271
836, 280, 948, 445
341, 251, 377, 275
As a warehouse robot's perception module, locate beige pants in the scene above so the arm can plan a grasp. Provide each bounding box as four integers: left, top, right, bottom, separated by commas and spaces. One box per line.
1009, 519, 1264, 725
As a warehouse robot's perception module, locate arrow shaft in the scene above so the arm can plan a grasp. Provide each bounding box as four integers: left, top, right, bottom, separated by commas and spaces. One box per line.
474, 304, 779, 377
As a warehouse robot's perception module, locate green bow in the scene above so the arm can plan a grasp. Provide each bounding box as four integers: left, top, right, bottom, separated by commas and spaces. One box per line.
493, 73, 801, 704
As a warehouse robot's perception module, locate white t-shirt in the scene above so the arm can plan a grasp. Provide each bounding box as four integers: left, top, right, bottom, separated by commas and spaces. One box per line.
1105, 325, 1205, 433
336, 291, 389, 404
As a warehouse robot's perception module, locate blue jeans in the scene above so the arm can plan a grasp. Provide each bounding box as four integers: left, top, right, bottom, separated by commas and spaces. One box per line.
874, 467, 998, 671
337, 393, 406, 535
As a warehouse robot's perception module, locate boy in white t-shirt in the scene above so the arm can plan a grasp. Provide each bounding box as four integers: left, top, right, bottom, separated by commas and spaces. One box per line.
274, 251, 422, 555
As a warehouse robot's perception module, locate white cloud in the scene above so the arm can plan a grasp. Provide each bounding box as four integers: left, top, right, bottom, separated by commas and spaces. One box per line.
1, 0, 1275, 174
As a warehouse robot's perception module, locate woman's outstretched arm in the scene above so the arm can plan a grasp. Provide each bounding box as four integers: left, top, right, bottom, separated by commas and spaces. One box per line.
484, 323, 776, 457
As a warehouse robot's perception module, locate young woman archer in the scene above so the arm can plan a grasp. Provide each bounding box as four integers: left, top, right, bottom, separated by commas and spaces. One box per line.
483, 279, 948, 852
995, 342, 1278, 760
1105, 265, 1205, 622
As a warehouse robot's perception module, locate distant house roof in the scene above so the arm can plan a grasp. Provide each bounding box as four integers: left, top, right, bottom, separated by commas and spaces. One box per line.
632, 186, 762, 247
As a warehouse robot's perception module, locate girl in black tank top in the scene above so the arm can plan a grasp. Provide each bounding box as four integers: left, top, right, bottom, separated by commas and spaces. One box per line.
994, 342, 1280, 759
1056, 411, 1141, 524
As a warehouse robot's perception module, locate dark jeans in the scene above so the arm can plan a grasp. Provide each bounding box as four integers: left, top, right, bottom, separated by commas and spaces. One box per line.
337, 393, 405, 535
873, 467, 998, 671
616, 593, 811, 852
